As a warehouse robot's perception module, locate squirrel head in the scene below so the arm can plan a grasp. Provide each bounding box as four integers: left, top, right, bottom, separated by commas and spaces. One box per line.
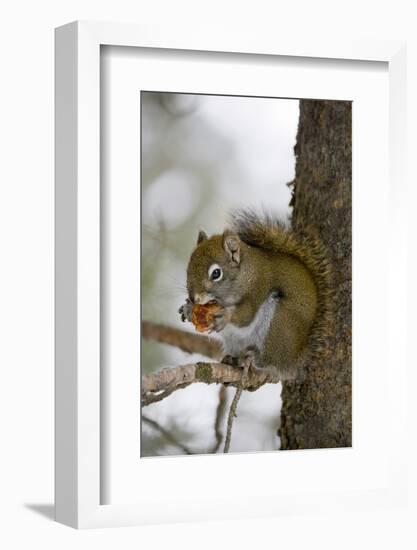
186, 229, 249, 307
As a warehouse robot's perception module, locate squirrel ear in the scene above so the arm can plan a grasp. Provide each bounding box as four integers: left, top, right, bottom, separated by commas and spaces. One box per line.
197, 230, 208, 245
223, 230, 241, 265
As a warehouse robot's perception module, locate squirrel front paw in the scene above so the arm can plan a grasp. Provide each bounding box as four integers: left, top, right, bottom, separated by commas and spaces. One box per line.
178, 299, 193, 323
210, 308, 232, 333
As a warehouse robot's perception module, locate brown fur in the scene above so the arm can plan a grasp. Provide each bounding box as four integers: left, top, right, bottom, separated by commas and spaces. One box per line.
231, 211, 333, 367
184, 210, 333, 378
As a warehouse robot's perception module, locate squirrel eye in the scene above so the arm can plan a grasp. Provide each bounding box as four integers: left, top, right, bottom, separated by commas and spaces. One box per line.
208, 263, 223, 281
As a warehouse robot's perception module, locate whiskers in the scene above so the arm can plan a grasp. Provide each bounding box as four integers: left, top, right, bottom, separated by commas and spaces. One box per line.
156, 274, 188, 300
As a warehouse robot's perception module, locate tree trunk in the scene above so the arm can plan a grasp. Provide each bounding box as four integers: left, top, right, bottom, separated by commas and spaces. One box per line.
279, 100, 352, 450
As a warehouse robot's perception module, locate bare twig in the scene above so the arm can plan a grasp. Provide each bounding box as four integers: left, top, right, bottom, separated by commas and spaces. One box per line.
223, 362, 250, 453
141, 361, 280, 407
142, 320, 222, 359
210, 386, 227, 453
142, 414, 194, 455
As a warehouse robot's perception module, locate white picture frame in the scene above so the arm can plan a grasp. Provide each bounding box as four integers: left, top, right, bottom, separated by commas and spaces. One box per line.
55, 21, 407, 529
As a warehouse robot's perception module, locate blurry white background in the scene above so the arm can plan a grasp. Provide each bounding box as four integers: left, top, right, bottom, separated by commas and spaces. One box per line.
141, 92, 299, 456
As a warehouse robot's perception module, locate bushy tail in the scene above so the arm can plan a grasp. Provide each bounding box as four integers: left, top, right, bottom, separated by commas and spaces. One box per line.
229, 209, 333, 358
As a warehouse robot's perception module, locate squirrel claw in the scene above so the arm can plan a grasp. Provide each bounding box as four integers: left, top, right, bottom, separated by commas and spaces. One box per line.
239, 345, 261, 372
221, 354, 239, 367
178, 300, 193, 323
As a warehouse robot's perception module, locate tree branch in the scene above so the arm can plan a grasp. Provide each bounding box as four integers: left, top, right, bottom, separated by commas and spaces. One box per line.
141, 361, 280, 407
142, 414, 194, 455
224, 359, 250, 453
142, 320, 222, 359
210, 386, 227, 453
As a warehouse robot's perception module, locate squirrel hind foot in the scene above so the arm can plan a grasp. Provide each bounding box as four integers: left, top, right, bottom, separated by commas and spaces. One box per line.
221, 354, 239, 367
238, 345, 261, 370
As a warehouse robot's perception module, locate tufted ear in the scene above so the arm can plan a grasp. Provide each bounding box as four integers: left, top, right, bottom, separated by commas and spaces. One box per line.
197, 229, 208, 245
223, 230, 241, 265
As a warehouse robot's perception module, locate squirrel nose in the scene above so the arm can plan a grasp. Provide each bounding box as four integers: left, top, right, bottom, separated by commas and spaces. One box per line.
189, 290, 195, 304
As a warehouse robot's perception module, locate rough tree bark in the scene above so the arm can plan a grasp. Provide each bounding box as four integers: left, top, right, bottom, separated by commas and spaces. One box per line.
279, 100, 352, 450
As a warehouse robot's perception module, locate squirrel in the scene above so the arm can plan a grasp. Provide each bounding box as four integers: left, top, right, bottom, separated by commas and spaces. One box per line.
179, 210, 332, 381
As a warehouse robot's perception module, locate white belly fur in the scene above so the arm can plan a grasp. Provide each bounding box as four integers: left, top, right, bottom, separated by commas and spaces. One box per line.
220, 295, 277, 356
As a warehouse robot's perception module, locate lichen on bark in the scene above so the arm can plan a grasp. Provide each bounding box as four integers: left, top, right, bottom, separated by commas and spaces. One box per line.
195, 362, 215, 383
